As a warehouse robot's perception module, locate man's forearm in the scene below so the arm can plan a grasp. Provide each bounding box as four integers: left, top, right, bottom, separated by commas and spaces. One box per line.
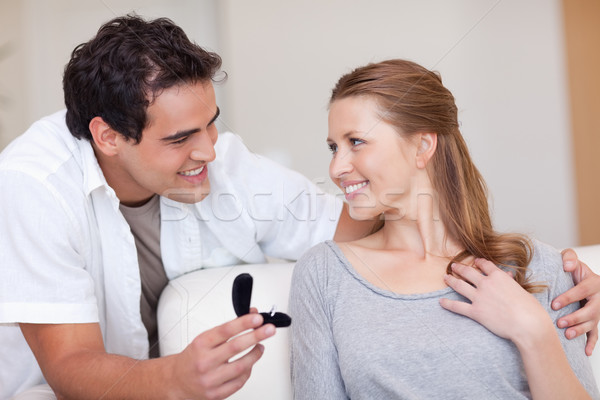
20, 322, 179, 399
49, 351, 179, 400
21, 314, 273, 400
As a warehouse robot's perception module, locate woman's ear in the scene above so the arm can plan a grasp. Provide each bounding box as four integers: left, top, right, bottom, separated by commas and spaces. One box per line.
89, 116, 119, 156
416, 132, 437, 169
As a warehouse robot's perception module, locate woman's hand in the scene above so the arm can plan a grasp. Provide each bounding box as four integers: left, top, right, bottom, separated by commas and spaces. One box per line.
439, 259, 551, 344
441, 258, 593, 400
554, 249, 600, 355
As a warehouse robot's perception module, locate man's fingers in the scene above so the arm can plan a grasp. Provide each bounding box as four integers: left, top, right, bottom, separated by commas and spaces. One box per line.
181, 318, 273, 398
205, 375, 248, 400
186, 314, 268, 374
561, 248, 579, 272
214, 324, 275, 364
557, 305, 596, 329
552, 279, 596, 310
586, 328, 599, 356
564, 321, 597, 340
208, 344, 266, 399
196, 314, 264, 349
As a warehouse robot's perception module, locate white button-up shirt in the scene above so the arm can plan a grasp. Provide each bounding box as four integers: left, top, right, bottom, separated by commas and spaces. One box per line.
0, 110, 342, 398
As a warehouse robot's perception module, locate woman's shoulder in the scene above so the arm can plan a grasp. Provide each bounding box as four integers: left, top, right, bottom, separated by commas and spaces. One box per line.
296, 241, 342, 268
528, 239, 563, 273
294, 241, 347, 281
528, 239, 574, 303
290, 241, 352, 308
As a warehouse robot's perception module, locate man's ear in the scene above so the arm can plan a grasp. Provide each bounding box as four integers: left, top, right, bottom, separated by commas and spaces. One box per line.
89, 116, 119, 156
415, 132, 437, 169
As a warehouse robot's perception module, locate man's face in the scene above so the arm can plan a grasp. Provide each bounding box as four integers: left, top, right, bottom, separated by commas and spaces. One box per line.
112, 81, 219, 205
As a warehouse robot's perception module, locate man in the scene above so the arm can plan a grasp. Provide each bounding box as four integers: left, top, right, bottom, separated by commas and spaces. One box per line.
0, 15, 598, 400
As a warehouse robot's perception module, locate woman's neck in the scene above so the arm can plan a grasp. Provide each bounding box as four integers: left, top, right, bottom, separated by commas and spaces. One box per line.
376, 178, 461, 260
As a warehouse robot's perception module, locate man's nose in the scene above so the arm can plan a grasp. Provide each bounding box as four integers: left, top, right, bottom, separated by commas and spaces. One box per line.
190, 133, 216, 162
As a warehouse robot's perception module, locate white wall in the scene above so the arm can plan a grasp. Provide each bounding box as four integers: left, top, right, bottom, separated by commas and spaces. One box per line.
217, 0, 577, 248
0, 0, 577, 248
0, 0, 28, 150
0, 0, 220, 147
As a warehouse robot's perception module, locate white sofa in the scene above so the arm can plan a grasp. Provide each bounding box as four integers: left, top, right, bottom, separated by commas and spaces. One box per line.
157, 245, 600, 399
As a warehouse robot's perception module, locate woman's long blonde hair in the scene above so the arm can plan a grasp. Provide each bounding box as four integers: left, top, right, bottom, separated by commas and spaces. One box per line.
330, 59, 540, 292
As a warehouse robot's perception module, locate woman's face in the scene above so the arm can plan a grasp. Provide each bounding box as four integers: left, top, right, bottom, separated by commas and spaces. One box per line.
327, 96, 420, 221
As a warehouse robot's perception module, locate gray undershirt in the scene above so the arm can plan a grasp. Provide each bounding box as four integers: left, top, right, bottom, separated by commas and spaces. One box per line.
120, 195, 167, 358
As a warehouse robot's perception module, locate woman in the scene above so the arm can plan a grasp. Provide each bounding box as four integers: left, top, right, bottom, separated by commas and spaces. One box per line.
289, 59, 599, 399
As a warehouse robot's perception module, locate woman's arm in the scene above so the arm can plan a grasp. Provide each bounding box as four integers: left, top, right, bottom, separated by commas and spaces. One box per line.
440, 259, 592, 400
289, 249, 349, 400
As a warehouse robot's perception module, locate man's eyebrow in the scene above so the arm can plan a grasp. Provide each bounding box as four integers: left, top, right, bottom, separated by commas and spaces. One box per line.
209, 107, 220, 126
161, 128, 201, 142
160, 107, 220, 142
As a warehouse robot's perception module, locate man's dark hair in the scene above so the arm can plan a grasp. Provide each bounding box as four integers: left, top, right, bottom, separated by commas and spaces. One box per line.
63, 14, 223, 143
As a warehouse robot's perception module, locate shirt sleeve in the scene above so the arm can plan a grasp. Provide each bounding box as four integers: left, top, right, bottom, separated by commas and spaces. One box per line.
0, 171, 98, 323
289, 244, 349, 399
218, 132, 343, 261
531, 241, 600, 398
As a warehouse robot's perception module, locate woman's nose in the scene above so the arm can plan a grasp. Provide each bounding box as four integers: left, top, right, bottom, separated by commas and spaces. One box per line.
329, 152, 352, 179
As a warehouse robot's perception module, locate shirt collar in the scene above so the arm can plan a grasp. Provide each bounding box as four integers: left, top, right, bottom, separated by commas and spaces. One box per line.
75, 136, 114, 198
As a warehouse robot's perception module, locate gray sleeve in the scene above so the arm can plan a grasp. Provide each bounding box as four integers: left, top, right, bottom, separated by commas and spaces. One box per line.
289, 245, 349, 400
531, 241, 600, 399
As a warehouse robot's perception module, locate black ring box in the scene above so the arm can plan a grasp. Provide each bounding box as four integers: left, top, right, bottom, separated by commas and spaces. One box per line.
232, 273, 292, 328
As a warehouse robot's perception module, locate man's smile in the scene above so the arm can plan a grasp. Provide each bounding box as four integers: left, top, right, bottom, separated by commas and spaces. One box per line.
178, 165, 205, 177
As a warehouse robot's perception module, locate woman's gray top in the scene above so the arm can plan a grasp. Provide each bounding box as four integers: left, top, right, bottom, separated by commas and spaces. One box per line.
289, 240, 599, 399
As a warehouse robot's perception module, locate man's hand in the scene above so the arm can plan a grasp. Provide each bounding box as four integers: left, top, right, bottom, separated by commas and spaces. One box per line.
553, 248, 600, 356
172, 313, 276, 399
20, 313, 276, 399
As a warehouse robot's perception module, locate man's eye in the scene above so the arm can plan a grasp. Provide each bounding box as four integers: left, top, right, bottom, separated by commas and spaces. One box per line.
172, 137, 189, 145
327, 143, 338, 154
350, 138, 365, 146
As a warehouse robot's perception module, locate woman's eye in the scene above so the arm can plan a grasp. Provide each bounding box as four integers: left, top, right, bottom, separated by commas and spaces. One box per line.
350, 138, 365, 146
328, 143, 338, 154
